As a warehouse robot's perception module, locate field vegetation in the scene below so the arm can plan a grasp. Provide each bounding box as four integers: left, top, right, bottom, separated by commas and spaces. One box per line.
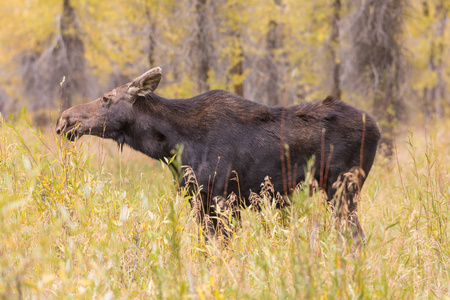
0, 111, 448, 299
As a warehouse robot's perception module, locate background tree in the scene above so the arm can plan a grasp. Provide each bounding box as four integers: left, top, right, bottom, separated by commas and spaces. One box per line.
22, 0, 89, 113
344, 0, 405, 156
194, 0, 213, 93
0, 0, 448, 147
266, 0, 284, 106
329, 0, 342, 98
57, 0, 88, 110
421, 0, 448, 120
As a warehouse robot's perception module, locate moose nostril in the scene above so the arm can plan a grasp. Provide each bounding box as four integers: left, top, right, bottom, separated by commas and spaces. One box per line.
56, 127, 61, 135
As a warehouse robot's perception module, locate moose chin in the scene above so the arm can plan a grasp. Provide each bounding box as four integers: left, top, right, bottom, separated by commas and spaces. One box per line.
56, 67, 380, 245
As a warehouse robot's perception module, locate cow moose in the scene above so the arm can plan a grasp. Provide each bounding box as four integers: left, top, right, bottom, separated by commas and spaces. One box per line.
56, 67, 380, 244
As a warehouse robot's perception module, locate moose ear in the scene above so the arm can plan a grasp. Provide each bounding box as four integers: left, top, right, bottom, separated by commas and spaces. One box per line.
127, 67, 162, 97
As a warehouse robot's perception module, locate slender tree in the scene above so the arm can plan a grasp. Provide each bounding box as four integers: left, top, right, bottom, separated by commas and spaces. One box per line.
422, 0, 448, 120
266, 0, 284, 106
329, 0, 342, 98
195, 0, 212, 93
145, 6, 157, 68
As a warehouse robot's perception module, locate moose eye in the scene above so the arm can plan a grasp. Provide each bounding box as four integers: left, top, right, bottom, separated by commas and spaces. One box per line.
101, 96, 109, 104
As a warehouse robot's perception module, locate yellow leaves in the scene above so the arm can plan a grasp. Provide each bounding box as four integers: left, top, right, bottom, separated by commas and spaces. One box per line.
1, 0, 338, 103
0, 0, 447, 114
162, 73, 195, 98
0, 0, 59, 61
404, 0, 450, 94
230, 70, 249, 86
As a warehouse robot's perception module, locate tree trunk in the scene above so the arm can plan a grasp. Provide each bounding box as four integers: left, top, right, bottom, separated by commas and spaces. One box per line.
329, 0, 341, 98
145, 6, 157, 68
434, 2, 447, 119
60, 0, 86, 110
422, 0, 447, 120
196, 0, 211, 93
266, 0, 283, 106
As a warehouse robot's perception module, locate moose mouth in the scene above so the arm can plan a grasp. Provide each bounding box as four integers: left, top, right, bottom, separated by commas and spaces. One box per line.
58, 123, 84, 141
66, 127, 83, 141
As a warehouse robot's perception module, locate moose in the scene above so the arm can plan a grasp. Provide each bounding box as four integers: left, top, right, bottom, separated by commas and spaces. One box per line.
56, 67, 380, 244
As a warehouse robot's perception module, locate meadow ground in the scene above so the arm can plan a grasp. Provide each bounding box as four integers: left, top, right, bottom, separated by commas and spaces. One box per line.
0, 112, 449, 299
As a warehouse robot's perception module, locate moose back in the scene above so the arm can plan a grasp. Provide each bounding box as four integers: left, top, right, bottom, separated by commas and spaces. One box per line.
56, 67, 380, 242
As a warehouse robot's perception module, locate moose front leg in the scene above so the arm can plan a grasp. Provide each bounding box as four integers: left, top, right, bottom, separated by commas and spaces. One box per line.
188, 188, 219, 241
191, 190, 234, 243
186, 185, 213, 239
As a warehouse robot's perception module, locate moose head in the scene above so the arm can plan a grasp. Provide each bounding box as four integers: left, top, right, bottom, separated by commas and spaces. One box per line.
56, 67, 162, 142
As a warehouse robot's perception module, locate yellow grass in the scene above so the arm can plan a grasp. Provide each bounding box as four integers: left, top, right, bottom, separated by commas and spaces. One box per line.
0, 112, 449, 299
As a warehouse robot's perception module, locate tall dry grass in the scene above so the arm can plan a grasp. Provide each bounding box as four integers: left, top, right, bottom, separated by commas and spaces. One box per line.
0, 111, 449, 299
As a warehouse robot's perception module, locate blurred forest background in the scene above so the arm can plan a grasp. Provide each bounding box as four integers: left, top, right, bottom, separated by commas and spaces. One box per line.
0, 0, 449, 155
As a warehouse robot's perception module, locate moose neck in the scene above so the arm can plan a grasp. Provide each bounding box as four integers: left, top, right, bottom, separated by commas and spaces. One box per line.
123, 93, 203, 160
